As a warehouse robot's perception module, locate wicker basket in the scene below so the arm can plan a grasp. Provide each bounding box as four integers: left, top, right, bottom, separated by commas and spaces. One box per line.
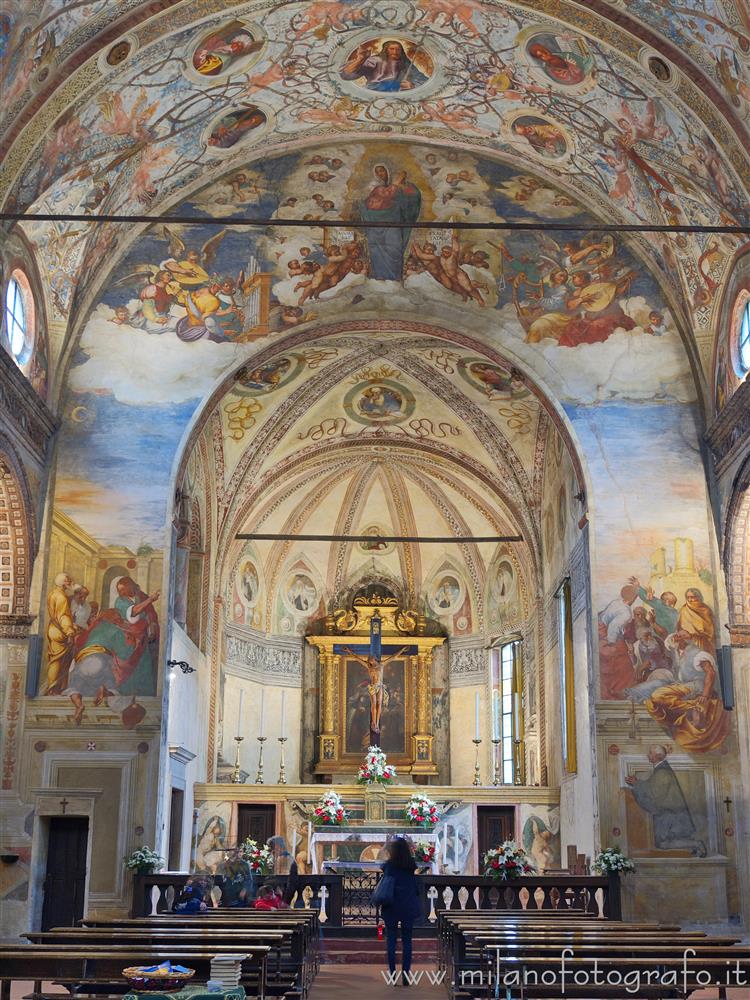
123, 965, 195, 992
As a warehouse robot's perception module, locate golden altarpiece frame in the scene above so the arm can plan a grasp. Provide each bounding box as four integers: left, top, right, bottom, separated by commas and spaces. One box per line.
306, 596, 445, 780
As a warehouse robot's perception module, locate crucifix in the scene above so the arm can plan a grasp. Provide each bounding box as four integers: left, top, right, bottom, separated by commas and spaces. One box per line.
341, 612, 409, 747
59, 797, 69, 815
724, 797, 733, 814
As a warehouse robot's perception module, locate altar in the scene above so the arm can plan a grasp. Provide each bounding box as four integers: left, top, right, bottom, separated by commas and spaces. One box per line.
310, 828, 439, 874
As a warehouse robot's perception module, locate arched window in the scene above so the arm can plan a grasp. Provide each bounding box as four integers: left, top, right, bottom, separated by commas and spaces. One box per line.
3, 269, 35, 367
738, 299, 750, 374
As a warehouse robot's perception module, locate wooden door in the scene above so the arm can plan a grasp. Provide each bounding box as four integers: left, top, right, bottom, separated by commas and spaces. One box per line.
477, 806, 515, 859
237, 804, 276, 847
41, 816, 88, 930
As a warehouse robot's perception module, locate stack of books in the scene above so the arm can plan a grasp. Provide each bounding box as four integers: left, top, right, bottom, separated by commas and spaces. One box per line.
209, 954, 247, 988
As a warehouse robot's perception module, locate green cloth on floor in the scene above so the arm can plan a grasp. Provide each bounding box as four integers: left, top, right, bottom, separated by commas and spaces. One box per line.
124, 986, 245, 1000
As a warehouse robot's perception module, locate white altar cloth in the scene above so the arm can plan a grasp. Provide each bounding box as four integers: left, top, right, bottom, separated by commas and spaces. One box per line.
310, 828, 439, 874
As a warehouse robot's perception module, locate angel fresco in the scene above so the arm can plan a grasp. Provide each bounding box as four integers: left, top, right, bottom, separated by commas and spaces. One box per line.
109, 227, 265, 342
409, 232, 488, 305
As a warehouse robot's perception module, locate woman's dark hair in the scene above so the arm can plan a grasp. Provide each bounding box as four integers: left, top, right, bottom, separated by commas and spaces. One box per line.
387, 836, 416, 869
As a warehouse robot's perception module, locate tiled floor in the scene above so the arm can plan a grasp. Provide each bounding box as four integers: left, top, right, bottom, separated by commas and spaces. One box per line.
308, 963, 438, 999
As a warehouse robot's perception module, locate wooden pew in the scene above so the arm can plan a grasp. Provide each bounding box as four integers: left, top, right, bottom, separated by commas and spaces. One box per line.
0, 946, 269, 1000
26, 928, 307, 998
77, 911, 319, 990
435, 912, 750, 1000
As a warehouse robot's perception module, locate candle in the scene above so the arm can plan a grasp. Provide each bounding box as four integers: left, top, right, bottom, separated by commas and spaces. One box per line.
280, 690, 286, 737
475, 691, 480, 741
291, 829, 297, 861
453, 829, 458, 870
307, 821, 312, 864
259, 689, 265, 738
493, 690, 500, 741
238, 689, 245, 735
442, 827, 448, 867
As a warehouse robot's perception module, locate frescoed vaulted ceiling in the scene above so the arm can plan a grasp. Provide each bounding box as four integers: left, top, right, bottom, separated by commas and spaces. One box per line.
1, 0, 750, 411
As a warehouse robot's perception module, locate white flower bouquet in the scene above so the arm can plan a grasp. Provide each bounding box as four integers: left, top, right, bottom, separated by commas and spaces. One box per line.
357, 745, 397, 785
124, 846, 164, 874
483, 840, 535, 879
592, 846, 635, 876
405, 793, 439, 826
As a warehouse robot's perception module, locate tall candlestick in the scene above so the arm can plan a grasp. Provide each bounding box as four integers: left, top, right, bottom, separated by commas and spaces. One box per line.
307, 821, 312, 865
453, 828, 458, 872
475, 691, 480, 741
291, 830, 297, 862
259, 689, 265, 738
442, 826, 448, 867
280, 690, 286, 737
238, 689, 245, 734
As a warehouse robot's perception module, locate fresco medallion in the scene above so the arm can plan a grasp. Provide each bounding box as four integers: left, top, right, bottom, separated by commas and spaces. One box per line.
238, 559, 260, 608
203, 104, 269, 154
507, 111, 571, 161
358, 525, 395, 555
519, 26, 596, 94
283, 572, 319, 616
457, 358, 529, 399
187, 19, 265, 82
428, 574, 464, 616
234, 354, 305, 396
344, 379, 416, 426
338, 36, 435, 95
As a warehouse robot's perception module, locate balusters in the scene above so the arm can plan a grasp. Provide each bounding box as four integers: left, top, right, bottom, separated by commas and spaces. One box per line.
318, 885, 328, 923
165, 883, 176, 912
427, 885, 439, 922
442, 886, 454, 910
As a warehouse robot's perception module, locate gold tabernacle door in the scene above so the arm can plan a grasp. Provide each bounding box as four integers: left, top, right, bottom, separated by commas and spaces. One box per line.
306, 596, 445, 779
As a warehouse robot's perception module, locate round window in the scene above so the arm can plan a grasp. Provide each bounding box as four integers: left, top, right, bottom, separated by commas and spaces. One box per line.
3, 270, 35, 366
738, 299, 750, 373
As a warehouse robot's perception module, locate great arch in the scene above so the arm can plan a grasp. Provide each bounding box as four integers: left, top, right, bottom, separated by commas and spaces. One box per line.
1, 0, 750, 939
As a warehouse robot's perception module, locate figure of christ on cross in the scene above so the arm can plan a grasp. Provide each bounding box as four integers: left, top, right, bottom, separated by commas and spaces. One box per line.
341, 644, 410, 746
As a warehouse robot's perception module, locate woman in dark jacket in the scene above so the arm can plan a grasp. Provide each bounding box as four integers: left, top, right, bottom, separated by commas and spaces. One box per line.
379, 837, 421, 983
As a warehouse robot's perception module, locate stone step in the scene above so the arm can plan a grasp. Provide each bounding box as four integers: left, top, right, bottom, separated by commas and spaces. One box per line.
321, 935, 437, 964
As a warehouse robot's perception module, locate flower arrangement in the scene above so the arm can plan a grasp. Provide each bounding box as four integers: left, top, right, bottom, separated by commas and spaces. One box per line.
312, 790, 348, 826
414, 842, 436, 865
405, 793, 439, 827
483, 840, 535, 880
357, 746, 397, 785
239, 837, 274, 874
124, 846, 164, 875
592, 846, 635, 876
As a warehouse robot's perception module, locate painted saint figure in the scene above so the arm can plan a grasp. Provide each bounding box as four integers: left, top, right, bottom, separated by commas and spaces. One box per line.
340, 40, 429, 92
66, 576, 160, 726
343, 645, 409, 743
359, 165, 421, 280
527, 40, 591, 86
626, 745, 706, 855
